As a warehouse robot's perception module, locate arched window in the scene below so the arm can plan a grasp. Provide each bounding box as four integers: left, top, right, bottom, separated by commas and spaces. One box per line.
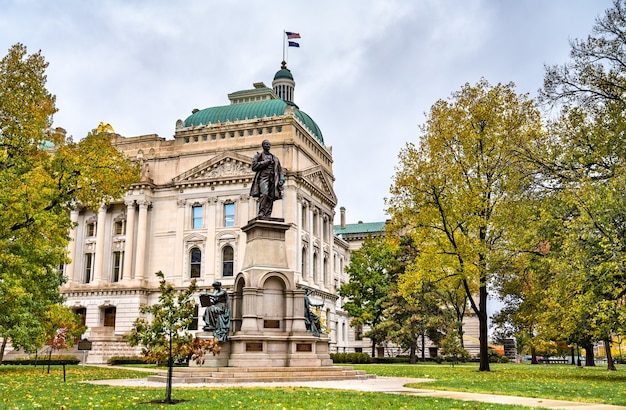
222, 245, 234, 277
313, 252, 318, 282
190, 248, 201, 278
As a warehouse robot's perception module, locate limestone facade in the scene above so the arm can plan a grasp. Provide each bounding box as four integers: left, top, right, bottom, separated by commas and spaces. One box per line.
60, 71, 354, 362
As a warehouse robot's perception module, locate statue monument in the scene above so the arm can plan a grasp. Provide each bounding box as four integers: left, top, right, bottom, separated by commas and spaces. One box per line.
250, 139, 284, 219
304, 288, 324, 337
200, 281, 230, 342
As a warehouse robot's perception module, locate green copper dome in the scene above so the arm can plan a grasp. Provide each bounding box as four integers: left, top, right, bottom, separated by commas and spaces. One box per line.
184, 99, 324, 144
274, 68, 293, 80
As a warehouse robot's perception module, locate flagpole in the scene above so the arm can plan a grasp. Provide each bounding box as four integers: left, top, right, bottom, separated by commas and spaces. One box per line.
282, 30, 286, 63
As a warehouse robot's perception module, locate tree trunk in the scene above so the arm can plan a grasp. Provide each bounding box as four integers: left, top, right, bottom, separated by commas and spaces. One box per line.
478, 284, 490, 371
0, 337, 7, 364
570, 346, 576, 365
421, 333, 426, 362
457, 321, 465, 348
409, 345, 416, 364
605, 339, 616, 371
530, 346, 538, 364
165, 333, 173, 403
371, 339, 376, 358
584, 344, 595, 366
47, 348, 52, 374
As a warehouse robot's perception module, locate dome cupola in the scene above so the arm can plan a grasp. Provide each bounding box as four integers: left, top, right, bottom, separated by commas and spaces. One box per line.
272, 61, 295, 103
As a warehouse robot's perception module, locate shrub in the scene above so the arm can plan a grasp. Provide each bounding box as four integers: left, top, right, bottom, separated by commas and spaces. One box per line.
107, 356, 150, 365
330, 352, 372, 364
487, 348, 509, 363
2, 355, 80, 365
372, 356, 411, 364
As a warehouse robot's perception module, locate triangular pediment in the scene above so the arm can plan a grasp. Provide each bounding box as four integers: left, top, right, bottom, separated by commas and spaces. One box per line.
173, 152, 254, 187
300, 165, 337, 205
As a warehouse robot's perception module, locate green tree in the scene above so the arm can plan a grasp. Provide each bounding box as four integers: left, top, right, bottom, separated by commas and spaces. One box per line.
126, 272, 218, 404
339, 236, 394, 357
378, 282, 451, 363
440, 326, 471, 365
388, 79, 543, 371
0, 43, 139, 362
532, 2, 626, 369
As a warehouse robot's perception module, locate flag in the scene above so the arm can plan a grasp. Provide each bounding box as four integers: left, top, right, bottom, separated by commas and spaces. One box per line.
288, 41, 300, 48
286, 31, 301, 39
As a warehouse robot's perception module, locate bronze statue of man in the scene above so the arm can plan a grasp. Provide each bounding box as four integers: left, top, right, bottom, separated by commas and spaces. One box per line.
250, 139, 284, 219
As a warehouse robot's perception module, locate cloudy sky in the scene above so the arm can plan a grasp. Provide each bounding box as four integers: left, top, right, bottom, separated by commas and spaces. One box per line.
1, 0, 614, 225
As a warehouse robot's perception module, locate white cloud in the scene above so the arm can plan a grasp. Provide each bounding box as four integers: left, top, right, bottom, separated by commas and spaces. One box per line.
0, 0, 613, 223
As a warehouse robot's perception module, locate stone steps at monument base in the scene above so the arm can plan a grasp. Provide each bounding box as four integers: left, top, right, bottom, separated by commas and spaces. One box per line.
146, 367, 375, 384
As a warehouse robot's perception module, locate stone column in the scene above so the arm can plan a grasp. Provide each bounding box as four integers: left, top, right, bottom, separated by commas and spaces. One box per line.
206, 198, 216, 279
92, 204, 108, 283
122, 200, 136, 282
296, 197, 303, 281
65, 209, 79, 283
239, 194, 249, 226
134, 199, 150, 282
320, 214, 327, 286
307, 207, 313, 281
240, 287, 260, 332
173, 199, 186, 282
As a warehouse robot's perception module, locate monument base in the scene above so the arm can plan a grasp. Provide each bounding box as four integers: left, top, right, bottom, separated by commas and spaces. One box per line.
189, 332, 231, 367
227, 334, 332, 368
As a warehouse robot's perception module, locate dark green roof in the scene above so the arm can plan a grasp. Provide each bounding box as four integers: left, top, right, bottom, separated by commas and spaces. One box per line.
334, 221, 386, 235
274, 68, 293, 80
184, 99, 324, 144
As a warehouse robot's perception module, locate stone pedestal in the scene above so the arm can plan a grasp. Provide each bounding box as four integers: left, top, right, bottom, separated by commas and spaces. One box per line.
224, 218, 332, 368
189, 332, 230, 367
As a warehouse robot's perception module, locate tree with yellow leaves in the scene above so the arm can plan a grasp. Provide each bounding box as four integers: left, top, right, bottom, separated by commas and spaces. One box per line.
388, 79, 543, 371
0, 43, 139, 361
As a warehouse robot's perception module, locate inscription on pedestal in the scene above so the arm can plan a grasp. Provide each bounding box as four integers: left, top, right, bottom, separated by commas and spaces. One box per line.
296, 343, 312, 352
264, 320, 280, 329
246, 342, 263, 352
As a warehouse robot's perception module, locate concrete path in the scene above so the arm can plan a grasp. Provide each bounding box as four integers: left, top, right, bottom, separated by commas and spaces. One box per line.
87, 375, 626, 410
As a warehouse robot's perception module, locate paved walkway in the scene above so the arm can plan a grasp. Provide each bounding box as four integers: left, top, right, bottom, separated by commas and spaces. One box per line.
87, 375, 626, 410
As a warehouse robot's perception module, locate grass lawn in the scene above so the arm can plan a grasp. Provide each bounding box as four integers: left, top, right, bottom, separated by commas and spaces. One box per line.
352, 362, 626, 406
0, 364, 533, 410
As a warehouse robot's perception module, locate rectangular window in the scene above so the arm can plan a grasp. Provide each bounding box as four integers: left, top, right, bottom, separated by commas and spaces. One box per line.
112, 251, 123, 282
114, 220, 125, 235
86, 222, 96, 237
190, 248, 202, 278
84, 253, 93, 284
74, 307, 87, 327
355, 326, 363, 341
189, 305, 199, 330
222, 246, 234, 277
224, 203, 235, 227
192, 205, 203, 229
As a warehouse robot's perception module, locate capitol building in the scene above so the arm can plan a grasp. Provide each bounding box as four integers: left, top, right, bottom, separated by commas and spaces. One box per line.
59, 62, 479, 362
